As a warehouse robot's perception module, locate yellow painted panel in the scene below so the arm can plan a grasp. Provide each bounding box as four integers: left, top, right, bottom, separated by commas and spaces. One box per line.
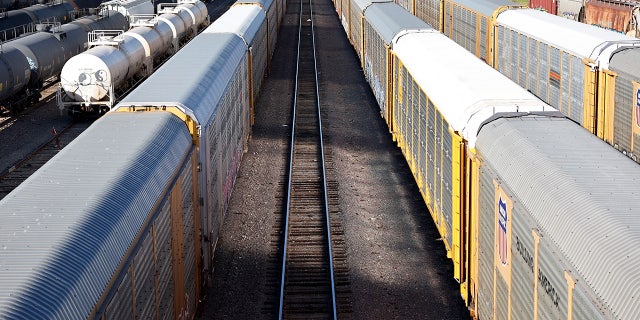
467, 151, 480, 310
582, 59, 598, 135
451, 128, 463, 282
114, 106, 200, 147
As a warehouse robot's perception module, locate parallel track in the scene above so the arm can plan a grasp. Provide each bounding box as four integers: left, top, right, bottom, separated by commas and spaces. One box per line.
0, 121, 89, 200
276, 0, 345, 317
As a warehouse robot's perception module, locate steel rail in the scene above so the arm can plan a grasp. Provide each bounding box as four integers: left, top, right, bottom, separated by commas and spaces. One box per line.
278, 0, 337, 316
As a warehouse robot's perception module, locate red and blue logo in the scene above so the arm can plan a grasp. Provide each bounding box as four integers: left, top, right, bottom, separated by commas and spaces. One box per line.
498, 196, 508, 266
635, 88, 640, 128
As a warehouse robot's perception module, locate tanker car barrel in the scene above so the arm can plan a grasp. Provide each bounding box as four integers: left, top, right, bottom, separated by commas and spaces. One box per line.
0, 9, 129, 112
59, 0, 208, 116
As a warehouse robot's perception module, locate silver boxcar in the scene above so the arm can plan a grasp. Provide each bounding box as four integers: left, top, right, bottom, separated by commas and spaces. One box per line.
114, 31, 251, 280
607, 46, 640, 162
0, 112, 199, 319
362, 2, 431, 122
207, 4, 268, 122
234, 0, 278, 60
476, 115, 640, 319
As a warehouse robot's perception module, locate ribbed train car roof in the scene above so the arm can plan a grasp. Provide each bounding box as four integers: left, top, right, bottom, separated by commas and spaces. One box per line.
234, 0, 274, 10
352, 0, 393, 13
0, 112, 192, 319
364, 2, 433, 44
609, 46, 640, 78
205, 4, 265, 46
115, 31, 246, 126
451, 0, 517, 16
392, 31, 555, 148
496, 9, 638, 62
476, 116, 640, 319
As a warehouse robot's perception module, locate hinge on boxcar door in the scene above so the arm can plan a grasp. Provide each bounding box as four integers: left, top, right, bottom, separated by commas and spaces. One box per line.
200, 197, 204, 206
197, 162, 202, 172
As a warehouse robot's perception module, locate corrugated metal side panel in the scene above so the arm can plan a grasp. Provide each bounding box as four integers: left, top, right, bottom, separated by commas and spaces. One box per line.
394, 0, 410, 13
442, 117, 453, 247
511, 208, 535, 319
252, 22, 269, 103
181, 159, 197, 318
477, 165, 495, 320
480, 16, 487, 61
613, 75, 633, 153
496, 271, 508, 320
133, 230, 157, 319
350, 0, 364, 58
155, 202, 174, 320
204, 53, 250, 246
585, 0, 633, 33
341, 0, 349, 32
417, 0, 441, 30
476, 116, 640, 319
104, 272, 133, 320
267, 3, 278, 58
412, 82, 420, 174
455, 0, 514, 16
549, 47, 562, 117
419, 91, 427, 194
537, 238, 566, 319
363, 17, 386, 112
0, 113, 191, 319
539, 43, 549, 101
510, 30, 518, 88
573, 285, 605, 319
518, 33, 527, 88
497, 25, 507, 76
570, 55, 584, 125
427, 97, 435, 211
528, 40, 538, 95
448, 2, 487, 59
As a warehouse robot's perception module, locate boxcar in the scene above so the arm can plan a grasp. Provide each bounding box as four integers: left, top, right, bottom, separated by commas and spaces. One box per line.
0, 112, 201, 318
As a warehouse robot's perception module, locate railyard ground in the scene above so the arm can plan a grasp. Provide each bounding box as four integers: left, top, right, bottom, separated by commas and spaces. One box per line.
197, 0, 471, 317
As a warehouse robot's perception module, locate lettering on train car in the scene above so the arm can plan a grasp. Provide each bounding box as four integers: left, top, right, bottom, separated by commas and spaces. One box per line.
538, 268, 560, 308
498, 196, 508, 265
515, 235, 534, 273
635, 86, 640, 129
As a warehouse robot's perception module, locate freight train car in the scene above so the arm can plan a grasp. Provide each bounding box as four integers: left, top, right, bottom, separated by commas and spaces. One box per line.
58, 0, 208, 116
0, 10, 128, 113
0, 1, 76, 40
0, 2, 281, 317
383, 0, 640, 164
336, 1, 640, 318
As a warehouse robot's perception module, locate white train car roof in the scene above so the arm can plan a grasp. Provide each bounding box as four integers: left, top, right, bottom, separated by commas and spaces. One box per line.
114, 31, 246, 126
234, 0, 275, 11
364, 2, 433, 44
392, 31, 556, 148
205, 4, 266, 46
451, 0, 518, 16
476, 116, 640, 319
0, 112, 192, 319
496, 8, 640, 66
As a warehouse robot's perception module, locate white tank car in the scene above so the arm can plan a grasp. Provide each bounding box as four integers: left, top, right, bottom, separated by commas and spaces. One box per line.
101, 0, 155, 17
59, 0, 208, 114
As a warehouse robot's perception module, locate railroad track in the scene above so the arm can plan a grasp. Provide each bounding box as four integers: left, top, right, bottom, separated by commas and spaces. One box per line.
0, 121, 90, 200
264, 0, 352, 318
